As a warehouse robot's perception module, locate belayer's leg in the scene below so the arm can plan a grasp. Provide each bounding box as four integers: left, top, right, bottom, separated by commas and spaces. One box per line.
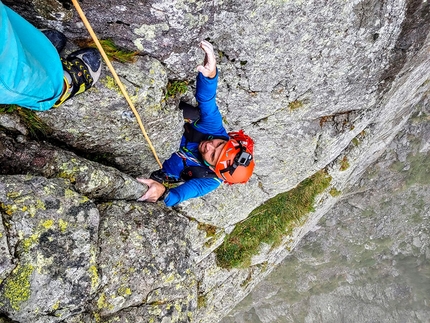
0, 1, 64, 111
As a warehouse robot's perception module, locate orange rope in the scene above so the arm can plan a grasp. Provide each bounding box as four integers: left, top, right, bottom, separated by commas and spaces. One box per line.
71, 0, 163, 168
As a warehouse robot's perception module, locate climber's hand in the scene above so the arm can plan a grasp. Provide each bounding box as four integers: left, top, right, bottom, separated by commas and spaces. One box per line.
136, 178, 166, 203
197, 40, 217, 78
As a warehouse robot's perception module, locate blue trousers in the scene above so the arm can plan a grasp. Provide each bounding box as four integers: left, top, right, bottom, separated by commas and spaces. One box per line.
0, 1, 63, 110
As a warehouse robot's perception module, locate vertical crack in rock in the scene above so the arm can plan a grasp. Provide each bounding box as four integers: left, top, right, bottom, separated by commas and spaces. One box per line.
379, 0, 430, 93
313, 133, 322, 164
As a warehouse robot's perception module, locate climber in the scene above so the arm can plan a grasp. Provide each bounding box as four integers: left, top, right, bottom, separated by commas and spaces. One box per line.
0, 0, 101, 111
137, 40, 255, 207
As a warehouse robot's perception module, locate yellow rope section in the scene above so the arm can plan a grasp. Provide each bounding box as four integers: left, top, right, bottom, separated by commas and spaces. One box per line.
71, 0, 163, 168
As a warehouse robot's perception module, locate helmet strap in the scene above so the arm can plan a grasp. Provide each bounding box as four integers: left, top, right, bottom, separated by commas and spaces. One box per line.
203, 160, 214, 168
219, 144, 253, 177
220, 164, 238, 177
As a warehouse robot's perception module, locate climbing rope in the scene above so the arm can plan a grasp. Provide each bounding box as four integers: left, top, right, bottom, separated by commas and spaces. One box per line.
71, 0, 163, 168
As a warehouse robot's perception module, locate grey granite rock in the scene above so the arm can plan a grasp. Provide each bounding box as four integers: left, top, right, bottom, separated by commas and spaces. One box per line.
0, 176, 100, 323
221, 101, 430, 323
0, 0, 429, 322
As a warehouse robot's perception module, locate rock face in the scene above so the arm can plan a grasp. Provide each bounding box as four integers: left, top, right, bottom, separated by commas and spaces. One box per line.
221, 104, 430, 323
0, 0, 429, 322
0, 175, 100, 322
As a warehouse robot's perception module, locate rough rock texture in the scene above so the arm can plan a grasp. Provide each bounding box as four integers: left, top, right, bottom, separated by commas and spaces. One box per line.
221, 104, 430, 323
0, 133, 146, 200
0, 0, 429, 322
0, 176, 100, 322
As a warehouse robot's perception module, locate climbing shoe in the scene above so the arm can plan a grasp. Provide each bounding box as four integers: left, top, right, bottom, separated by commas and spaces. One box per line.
42, 29, 67, 53
54, 48, 102, 107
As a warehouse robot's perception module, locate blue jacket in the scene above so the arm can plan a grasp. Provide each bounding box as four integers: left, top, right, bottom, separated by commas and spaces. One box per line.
162, 71, 228, 206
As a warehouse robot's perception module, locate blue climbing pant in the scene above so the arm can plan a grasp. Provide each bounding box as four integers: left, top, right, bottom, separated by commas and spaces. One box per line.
0, 1, 63, 111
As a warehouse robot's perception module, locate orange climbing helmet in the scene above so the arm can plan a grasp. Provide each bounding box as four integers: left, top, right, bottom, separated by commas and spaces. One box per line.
213, 130, 255, 184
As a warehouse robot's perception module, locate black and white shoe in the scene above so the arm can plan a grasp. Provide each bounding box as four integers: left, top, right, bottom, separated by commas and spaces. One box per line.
54, 48, 102, 107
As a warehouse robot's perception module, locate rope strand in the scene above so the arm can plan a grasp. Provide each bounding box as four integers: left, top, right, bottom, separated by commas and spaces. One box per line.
71, 0, 163, 168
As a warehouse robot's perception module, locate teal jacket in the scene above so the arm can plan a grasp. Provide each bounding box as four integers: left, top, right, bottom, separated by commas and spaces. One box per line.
0, 1, 63, 110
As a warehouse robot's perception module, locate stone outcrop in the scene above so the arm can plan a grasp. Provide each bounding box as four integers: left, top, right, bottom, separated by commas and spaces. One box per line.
0, 175, 100, 322
222, 102, 430, 323
0, 0, 429, 322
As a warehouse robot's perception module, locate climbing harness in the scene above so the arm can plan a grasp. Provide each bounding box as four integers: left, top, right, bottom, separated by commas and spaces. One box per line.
71, 0, 162, 168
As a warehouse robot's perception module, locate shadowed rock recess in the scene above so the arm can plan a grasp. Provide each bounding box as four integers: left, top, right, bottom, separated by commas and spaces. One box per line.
0, 0, 429, 322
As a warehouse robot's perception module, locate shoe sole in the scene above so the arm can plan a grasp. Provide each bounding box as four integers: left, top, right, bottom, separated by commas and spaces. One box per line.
68, 48, 102, 86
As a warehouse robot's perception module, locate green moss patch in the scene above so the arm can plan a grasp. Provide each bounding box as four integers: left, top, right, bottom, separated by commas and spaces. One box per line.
329, 188, 342, 197
340, 156, 350, 171
165, 80, 188, 100
288, 100, 304, 111
215, 170, 332, 268
0, 104, 51, 138
75, 38, 137, 63
197, 223, 217, 238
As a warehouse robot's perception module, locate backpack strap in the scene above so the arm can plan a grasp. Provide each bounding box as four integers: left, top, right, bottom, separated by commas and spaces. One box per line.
180, 120, 228, 181
179, 101, 201, 124
183, 123, 229, 143
180, 166, 218, 180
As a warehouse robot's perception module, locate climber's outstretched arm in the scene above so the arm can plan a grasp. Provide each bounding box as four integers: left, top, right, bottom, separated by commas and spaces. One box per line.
195, 40, 226, 136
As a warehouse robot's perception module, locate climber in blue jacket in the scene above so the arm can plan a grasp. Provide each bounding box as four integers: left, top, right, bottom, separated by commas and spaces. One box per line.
137, 40, 255, 207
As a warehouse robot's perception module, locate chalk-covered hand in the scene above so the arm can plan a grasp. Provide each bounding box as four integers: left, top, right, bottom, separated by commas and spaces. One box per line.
197, 40, 217, 78
136, 178, 167, 203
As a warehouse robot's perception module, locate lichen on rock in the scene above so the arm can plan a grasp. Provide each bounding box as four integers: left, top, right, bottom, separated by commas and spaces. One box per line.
0, 0, 429, 322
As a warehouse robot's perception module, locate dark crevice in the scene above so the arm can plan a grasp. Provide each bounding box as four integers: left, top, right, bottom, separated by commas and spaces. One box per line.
313, 133, 322, 164
251, 116, 269, 126
0, 130, 125, 179
0, 209, 15, 270
57, 0, 72, 11
378, 0, 430, 94
107, 21, 131, 27
256, 176, 270, 195
0, 313, 19, 323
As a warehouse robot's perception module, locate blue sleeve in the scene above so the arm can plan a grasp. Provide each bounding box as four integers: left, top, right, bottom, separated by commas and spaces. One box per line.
194, 71, 228, 137
163, 178, 222, 207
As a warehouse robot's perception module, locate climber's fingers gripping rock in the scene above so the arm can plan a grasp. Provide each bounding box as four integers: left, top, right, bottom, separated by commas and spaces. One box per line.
197, 40, 216, 78
136, 178, 167, 203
